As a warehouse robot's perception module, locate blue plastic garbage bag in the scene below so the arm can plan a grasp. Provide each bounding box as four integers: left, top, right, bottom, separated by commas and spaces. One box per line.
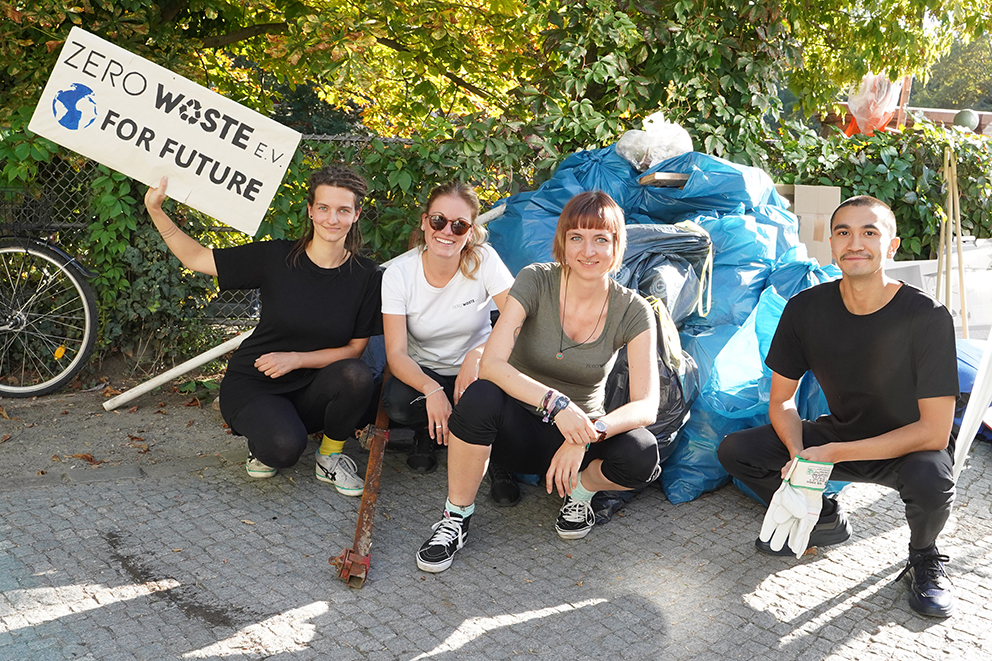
700, 289, 781, 422
661, 396, 750, 503
490, 147, 791, 276
487, 172, 585, 275
955, 339, 992, 444
678, 210, 778, 328
766, 245, 842, 298
554, 146, 642, 209
751, 204, 801, 261
615, 223, 713, 326
663, 321, 753, 504
680, 323, 739, 389
632, 152, 782, 221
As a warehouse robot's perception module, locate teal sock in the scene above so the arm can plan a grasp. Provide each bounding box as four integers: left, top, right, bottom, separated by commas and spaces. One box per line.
445, 499, 475, 518
569, 474, 596, 503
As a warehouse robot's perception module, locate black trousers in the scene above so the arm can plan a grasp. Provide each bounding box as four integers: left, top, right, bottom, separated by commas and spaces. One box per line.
230, 359, 373, 468
717, 421, 955, 549
381, 365, 457, 428
449, 379, 660, 489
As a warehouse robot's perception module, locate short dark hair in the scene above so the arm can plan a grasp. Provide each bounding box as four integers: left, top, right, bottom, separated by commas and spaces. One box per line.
830, 195, 896, 236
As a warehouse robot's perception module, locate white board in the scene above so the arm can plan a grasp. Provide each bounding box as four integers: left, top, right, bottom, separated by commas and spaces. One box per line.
28, 27, 301, 236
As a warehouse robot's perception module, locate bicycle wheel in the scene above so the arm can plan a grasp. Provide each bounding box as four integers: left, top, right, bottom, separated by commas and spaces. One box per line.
0, 238, 97, 397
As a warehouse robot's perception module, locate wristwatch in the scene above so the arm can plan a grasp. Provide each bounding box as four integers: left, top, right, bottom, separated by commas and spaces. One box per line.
593, 419, 608, 443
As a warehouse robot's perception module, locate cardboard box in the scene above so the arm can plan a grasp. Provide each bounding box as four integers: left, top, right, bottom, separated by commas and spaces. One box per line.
775, 184, 842, 267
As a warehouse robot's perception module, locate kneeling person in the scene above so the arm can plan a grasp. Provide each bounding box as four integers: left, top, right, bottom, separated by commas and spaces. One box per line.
718, 195, 959, 618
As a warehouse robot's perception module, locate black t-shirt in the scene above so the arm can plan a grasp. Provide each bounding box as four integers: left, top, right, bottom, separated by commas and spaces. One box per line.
214, 240, 381, 422
765, 280, 958, 441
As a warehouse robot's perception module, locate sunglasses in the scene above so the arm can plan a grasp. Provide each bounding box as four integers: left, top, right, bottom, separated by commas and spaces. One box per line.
426, 213, 472, 236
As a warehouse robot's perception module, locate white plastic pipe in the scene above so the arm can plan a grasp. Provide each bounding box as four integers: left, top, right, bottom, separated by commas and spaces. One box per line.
953, 338, 992, 480
102, 328, 253, 411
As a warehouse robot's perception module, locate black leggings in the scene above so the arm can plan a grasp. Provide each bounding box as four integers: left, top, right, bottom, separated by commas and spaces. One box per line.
381, 365, 456, 428
230, 359, 374, 468
448, 380, 660, 489
718, 422, 955, 549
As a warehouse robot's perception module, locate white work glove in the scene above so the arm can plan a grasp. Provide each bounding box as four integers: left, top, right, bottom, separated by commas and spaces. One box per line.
759, 457, 834, 558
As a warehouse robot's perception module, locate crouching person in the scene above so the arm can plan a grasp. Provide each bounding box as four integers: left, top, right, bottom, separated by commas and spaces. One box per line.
718, 196, 958, 618
415, 191, 662, 573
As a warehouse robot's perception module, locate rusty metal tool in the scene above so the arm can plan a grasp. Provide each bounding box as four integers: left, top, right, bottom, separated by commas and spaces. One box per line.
331, 370, 391, 588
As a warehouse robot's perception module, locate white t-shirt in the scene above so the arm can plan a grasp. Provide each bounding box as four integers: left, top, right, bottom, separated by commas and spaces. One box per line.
382, 245, 514, 375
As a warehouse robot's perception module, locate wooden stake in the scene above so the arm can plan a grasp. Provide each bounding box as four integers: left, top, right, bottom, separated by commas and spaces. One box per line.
950, 153, 970, 338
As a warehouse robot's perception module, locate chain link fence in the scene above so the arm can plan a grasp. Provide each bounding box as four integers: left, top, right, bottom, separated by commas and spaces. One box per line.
0, 156, 96, 247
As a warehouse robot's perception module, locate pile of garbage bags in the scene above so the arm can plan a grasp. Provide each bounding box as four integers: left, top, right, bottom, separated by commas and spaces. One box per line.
488, 144, 840, 504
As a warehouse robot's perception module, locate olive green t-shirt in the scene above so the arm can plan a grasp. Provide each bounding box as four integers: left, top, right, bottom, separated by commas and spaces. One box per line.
508, 263, 654, 417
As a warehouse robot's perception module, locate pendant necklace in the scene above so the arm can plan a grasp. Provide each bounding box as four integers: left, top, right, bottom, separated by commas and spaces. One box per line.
557, 271, 610, 360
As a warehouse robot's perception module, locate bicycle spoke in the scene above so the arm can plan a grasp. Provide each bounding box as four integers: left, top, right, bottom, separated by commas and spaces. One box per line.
1, 241, 97, 395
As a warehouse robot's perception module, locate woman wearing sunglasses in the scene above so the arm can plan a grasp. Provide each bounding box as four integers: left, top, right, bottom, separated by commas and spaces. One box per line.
143, 164, 380, 496
416, 190, 661, 573
381, 182, 514, 491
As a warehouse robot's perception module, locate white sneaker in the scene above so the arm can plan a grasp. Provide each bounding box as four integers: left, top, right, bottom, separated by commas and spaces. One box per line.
315, 452, 364, 496
245, 452, 277, 479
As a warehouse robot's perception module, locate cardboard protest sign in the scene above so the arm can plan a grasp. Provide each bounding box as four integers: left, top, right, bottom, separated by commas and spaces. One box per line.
28, 27, 301, 236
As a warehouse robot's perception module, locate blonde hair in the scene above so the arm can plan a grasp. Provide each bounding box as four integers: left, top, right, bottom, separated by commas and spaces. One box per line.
417, 181, 488, 279
551, 191, 626, 273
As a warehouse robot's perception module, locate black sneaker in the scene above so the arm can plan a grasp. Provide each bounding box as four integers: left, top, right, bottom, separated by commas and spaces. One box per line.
896, 545, 954, 618
755, 500, 852, 556
487, 462, 521, 507
555, 496, 595, 539
406, 428, 438, 474
416, 511, 470, 573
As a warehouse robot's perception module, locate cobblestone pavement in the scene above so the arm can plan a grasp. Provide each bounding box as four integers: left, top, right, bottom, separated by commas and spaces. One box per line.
2, 418, 991, 660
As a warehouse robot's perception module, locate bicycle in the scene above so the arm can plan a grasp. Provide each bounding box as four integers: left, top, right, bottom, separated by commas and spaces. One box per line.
1, 187, 98, 397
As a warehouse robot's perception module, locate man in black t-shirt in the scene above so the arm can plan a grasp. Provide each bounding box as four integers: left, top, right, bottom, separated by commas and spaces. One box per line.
718, 195, 959, 618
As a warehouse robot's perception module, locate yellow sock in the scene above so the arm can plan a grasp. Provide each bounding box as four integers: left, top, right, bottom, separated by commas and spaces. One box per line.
318, 436, 345, 456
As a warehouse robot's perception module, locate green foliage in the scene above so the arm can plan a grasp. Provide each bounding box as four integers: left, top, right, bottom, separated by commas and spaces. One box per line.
177, 377, 220, 394
0, 113, 231, 366
267, 81, 366, 135
258, 116, 554, 261
910, 36, 992, 112
769, 118, 992, 260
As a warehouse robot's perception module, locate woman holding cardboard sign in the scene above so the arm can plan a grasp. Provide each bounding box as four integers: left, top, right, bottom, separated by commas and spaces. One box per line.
144, 164, 381, 496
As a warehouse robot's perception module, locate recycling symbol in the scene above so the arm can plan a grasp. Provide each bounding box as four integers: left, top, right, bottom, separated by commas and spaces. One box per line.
179, 98, 202, 124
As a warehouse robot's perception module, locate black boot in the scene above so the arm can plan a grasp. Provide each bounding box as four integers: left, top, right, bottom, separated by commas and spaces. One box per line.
487, 462, 520, 506
406, 428, 438, 474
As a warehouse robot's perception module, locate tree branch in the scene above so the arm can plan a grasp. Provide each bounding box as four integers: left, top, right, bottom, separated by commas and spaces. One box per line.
160, 1, 189, 24
201, 23, 288, 49
374, 36, 493, 100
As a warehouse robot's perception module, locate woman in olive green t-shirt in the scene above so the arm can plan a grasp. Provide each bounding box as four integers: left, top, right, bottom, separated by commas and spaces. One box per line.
414, 190, 662, 573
